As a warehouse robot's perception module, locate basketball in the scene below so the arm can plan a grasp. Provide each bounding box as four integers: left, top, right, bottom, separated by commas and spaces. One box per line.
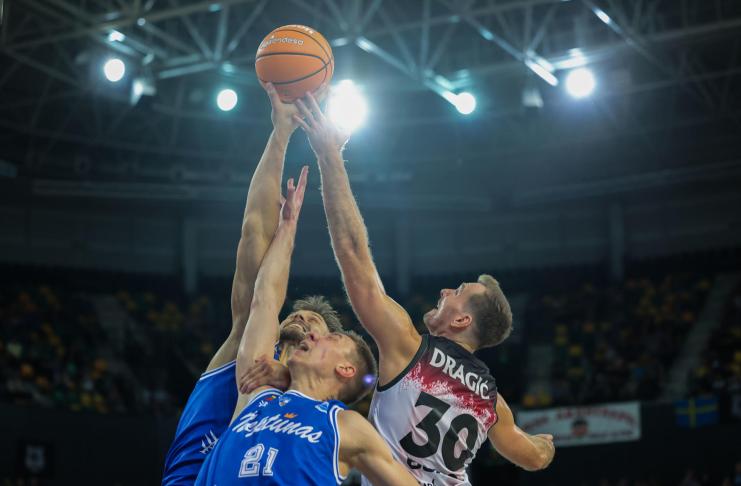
255, 25, 334, 102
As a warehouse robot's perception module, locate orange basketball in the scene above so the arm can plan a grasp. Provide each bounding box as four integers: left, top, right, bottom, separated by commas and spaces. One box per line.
255, 25, 334, 102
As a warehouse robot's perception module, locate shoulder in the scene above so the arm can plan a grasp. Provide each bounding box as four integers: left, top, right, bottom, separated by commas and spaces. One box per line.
337, 410, 378, 447
337, 409, 365, 430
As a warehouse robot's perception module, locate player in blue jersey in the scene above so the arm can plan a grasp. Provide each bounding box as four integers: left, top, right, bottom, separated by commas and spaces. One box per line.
195, 166, 418, 486
162, 82, 343, 486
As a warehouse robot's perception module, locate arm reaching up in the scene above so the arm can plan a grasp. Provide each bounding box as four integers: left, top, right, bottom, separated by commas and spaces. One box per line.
232, 166, 309, 419
488, 394, 556, 471
294, 94, 421, 385
209, 82, 300, 372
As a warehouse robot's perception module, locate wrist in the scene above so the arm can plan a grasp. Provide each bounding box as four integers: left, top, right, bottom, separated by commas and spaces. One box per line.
317, 148, 344, 166
277, 219, 299, 233
272, 127, 293, 145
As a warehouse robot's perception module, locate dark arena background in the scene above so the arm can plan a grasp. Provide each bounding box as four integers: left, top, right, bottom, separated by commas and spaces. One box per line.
2, 0, 741, 485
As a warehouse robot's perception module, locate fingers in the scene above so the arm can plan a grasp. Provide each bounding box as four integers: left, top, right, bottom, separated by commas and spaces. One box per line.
313, 83, 329, 104
262, 82, 282, 106
305, 92, 326, 122
239, 359, 270, 394
295, 165, 309, 203
293, 114, 310, 132
295, 98, 316, 127
286, 177, 295, 196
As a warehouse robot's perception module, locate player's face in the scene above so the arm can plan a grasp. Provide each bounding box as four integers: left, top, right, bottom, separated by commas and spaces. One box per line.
279, 310, 329, 343
290, 332, 356, 377
423, 282, 486, 334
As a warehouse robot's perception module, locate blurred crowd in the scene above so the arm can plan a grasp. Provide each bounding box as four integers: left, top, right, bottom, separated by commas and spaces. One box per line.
689, 283, 741, 398
522, 274, 711, 408
2, 270, 738, 418
0, 286, 130, 414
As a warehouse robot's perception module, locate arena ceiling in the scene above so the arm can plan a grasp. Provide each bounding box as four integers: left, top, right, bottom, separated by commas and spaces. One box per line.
1, 0, 741, 205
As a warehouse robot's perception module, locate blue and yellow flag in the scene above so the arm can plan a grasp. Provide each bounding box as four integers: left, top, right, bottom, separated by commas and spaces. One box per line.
675, 397, 719, 428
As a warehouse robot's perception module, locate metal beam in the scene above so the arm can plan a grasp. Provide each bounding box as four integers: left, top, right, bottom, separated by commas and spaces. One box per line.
439, 0, 558, 85
0, 0, 8, 46
224, 0, 267, 58
333, 0, 564, 45
213, 4, 229, 60
445, 16, 741, 88
6, 0, 257, 50
3, 49, 78, 86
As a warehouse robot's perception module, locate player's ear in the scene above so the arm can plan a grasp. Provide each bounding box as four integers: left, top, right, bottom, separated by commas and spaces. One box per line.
452, 313, 473, 330
335, 362, 357, 379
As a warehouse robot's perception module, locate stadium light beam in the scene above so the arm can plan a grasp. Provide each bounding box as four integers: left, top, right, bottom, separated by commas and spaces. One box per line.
107, 30, 125, 42
216, 88, 238, 111
103, 58, 126, 82
453, 92, 476, 115
327, 80, 368, 133
594, 8, 613, 25
565, 68, 596, 99
525, 59, 558, 86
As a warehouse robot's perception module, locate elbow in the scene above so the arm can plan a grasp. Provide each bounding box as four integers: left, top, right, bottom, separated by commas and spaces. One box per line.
526, 450, 552, 472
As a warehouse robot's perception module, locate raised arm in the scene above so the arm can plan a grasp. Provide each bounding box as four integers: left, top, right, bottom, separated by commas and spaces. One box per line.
488, 393, 555, 471
294, 94, 421, 381
338, 410, 419, 486
208, 82, 299, 372
232, 167, 308, 417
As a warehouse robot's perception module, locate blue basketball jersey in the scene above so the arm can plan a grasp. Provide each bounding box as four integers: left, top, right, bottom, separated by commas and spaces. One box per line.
194, 388, 347, 486
162, 360, 239, 486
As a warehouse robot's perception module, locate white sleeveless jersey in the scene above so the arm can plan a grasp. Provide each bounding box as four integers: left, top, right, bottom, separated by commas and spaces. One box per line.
363, 335, 498, 486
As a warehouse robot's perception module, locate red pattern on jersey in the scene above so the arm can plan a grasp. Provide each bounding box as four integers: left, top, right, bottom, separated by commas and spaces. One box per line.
402, 356, 497, 428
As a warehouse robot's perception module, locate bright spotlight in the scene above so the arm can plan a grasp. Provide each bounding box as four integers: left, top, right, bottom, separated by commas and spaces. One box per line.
565, 68, 596, 98
103, 58, 126, 82
216, 88, 238, 111
327, 80, 368, 133
454, 92, 476, 115
107, 30, 125, 42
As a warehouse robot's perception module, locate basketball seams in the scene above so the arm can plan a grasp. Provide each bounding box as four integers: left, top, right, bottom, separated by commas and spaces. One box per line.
257, 25, 334, 100
270, 28, 333, 64
257, 64, 327, 86
255, 52, 327, 61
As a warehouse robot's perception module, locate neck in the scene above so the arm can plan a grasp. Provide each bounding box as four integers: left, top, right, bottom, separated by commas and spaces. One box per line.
453, 339, 476, 353
442, 334, 476, 353
287, 372, 338, 402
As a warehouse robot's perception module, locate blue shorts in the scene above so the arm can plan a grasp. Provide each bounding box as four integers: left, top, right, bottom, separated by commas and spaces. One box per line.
162, 360, 238, 485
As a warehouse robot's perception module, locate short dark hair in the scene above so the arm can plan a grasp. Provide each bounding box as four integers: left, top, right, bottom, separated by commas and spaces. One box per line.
337, 330, 377, 405
467, 275, 513, 349
292, 295, 343, 333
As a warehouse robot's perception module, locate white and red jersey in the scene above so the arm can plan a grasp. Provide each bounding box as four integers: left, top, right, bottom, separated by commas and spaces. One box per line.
363, 335, 498, 486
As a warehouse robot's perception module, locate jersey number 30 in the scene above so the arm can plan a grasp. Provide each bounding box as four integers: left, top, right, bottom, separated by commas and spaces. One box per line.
399, 392, 478, 471
239, 444, 278, 478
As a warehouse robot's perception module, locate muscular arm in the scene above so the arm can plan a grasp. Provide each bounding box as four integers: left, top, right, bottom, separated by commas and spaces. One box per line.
232, 168, 307, 419
338, 410, 419, 486
296, 95, 421, 382
488, 394, 555, 471
207, 83, 295, 372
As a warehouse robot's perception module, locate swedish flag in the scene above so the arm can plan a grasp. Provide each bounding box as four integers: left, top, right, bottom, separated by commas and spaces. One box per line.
675, 397, 719, 428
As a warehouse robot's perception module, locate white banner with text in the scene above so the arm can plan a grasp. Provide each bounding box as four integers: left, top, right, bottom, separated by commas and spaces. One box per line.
517, 402, 641, 447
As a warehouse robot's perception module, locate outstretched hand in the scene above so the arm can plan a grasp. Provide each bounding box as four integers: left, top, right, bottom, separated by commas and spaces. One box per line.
293, 92, 349, 160
238, 355, 291, 394
262, 82, 329, 137
280, 165, 308, 224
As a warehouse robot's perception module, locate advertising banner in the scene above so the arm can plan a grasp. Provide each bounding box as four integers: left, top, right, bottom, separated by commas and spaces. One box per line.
517, 402, 641, 447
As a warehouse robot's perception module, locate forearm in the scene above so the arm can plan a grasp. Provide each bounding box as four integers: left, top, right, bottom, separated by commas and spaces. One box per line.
236, 222, 296, 376
252, 222, 297, 310
241, 129, 291, 238
317, 150, 372, 270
